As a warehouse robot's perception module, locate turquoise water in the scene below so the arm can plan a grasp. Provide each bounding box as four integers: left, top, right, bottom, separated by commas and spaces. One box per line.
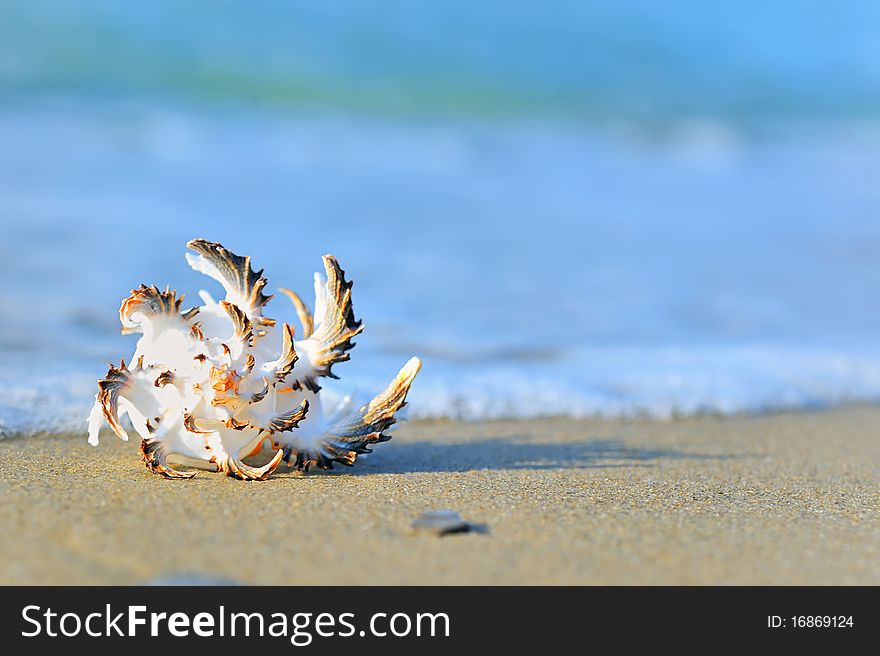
1, 2, 880, 433
3, 1, 880, 123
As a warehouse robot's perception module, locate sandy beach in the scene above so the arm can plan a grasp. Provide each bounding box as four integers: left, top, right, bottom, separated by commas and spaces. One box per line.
0, 406, 877, 585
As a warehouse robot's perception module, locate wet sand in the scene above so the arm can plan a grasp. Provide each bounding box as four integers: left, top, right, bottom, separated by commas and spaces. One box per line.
0, 406, 877, 585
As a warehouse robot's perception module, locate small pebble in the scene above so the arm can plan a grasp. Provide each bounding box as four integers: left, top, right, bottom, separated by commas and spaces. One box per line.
411, 510, 471, 535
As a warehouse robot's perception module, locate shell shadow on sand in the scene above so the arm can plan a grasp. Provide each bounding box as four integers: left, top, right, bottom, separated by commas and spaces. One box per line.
303, 435, 742, 476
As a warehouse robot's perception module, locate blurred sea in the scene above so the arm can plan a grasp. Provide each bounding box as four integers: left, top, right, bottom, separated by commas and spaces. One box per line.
2, 1, 880, 434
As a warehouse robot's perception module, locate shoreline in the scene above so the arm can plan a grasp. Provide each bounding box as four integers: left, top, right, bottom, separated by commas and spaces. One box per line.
1, 406, 877, 585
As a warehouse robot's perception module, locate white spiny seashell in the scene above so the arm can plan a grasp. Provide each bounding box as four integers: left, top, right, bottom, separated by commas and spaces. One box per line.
87, 239, 422, 480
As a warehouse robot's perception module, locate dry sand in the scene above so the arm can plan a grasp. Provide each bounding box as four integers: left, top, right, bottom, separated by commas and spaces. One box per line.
0, 406, 877, 585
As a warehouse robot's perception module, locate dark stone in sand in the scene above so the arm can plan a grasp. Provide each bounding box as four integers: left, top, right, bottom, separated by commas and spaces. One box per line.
412, 510, 471, 535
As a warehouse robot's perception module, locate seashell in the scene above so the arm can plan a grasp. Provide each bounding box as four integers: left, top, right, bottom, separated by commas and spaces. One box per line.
87, 239, 422, 480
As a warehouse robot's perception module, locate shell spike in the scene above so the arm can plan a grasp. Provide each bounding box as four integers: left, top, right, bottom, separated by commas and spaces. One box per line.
185, 239, 273, 324
278, 287, 314, 338
220, 300, 254, 346
119, 284, 192, 335
270, 323, 298, 381
266, 398, 310, 433
283, 357, 421, 471
96, 362, 133, 440
219, 448, 284, 481
294, 255, 364, 391
140, 438, 196, 479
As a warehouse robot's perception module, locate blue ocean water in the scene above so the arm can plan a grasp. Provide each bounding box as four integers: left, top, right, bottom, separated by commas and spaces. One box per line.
1, 2, 880, 434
